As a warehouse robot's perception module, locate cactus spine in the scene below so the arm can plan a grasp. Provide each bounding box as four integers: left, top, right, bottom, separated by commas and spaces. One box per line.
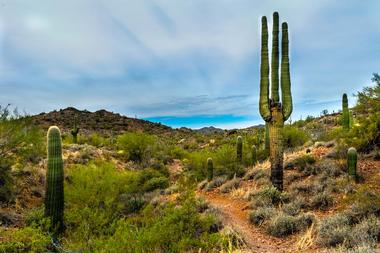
259, 12, 293, 191
237, 136, 243, 164
251, 145, 257, 166
45, 126, 65, 233
71, 116, 80, 143
342, 93, 350, 130
207, 158, 213, 182
347, 147, 357, 178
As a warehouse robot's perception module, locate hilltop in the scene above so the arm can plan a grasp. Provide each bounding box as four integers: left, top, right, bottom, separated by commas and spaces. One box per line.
32, 107, 184, 136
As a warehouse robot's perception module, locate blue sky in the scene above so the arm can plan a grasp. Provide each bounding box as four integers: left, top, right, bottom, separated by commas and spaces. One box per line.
0, 0, 379, 129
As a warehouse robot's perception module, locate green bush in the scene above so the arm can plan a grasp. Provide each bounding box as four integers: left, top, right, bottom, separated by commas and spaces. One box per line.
117, 132, 157, 163
0, 227, 51, 253
283, 125, 309, 148
0, 164, 14, 202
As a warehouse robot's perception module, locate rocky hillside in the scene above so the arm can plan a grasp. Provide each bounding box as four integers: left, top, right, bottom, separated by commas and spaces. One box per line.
31, 107, 181, 136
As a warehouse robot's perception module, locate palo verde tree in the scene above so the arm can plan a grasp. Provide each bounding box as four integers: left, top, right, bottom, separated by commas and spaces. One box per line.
259, 12, 293, 191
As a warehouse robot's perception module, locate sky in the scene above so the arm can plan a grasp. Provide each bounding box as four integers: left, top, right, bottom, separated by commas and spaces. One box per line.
0, 0, 379, 129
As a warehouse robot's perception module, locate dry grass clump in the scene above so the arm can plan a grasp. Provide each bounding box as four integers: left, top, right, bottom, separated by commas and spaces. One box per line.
243, 168, 269, 181
220, 177, 241, 193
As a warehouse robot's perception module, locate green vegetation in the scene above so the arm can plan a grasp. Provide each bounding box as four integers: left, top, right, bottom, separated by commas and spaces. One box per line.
259, 12, 293, 191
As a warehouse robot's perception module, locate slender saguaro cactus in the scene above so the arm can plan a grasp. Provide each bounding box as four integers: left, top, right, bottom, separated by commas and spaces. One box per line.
71, 116, 80, 144
259, 12, 293, 191
45, 126, 65, 233
347, 147, 357, 178
342, 93, 350, 130
237, 136, 243, 164
251, 145, 257, 166
207, 158, 213, 182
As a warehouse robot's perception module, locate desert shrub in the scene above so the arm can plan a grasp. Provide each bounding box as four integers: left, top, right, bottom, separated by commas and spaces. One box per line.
266, 212, 313, 237
220, 177, 241, 193
185, 150, 211, 180
197, 179, 208, 190
0, 164, 14, 202
249, 207, 277, 226
343, 186, 380, 221
0, 108, 44, 166
318, 214, 351, 247
317, 159, 342, 177
319, 213, 380, 250
266, 213, 295, 237
310, 191, 334, 210
289, 180, 315, 194
285, 171, 302, 183
205, 176, 228, 191
117, 132, 157, 164
283, 125, 309, 149
169, 146, 189, 160
249, 186, 285, 205
350, 75, 380, 152
214, 144, 245, 177
0, 227, 51, 252
78, 133, 108, 147
95, 196, 224, 253
143, 177, 169, 192
291, 155, 316, 172
282, 198, 307, 216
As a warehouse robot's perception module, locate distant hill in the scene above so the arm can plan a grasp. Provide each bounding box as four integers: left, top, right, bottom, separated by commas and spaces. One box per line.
195, 126, 225, 135
32, 107, 180, 136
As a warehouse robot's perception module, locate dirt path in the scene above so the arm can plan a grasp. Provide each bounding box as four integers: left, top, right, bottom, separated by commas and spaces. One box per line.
199, 190, 299, 253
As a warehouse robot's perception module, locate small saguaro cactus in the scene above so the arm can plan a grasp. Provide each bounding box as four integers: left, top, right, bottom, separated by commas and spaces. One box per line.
71, 116, 80, 143
251, 145, 257, 166
45, 126, 65, 233
207, 158, 213, 182
259, 12, 293, 191
347, 147, 357, 178
342, 93, 350, 130
237, 136, 243, 164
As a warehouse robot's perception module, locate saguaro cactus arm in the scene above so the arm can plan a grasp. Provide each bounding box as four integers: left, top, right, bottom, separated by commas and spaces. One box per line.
281, 22, 292, 121
271, 12, 280, 103
259, 16, 271, 122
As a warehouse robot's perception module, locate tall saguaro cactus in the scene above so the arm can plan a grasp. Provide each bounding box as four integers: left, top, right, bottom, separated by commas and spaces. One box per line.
342, 93, 350, 130
237, 136, 243, 164
259, 12, 293, 191
45, 126, 65, 233
207, 158, 214, 182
